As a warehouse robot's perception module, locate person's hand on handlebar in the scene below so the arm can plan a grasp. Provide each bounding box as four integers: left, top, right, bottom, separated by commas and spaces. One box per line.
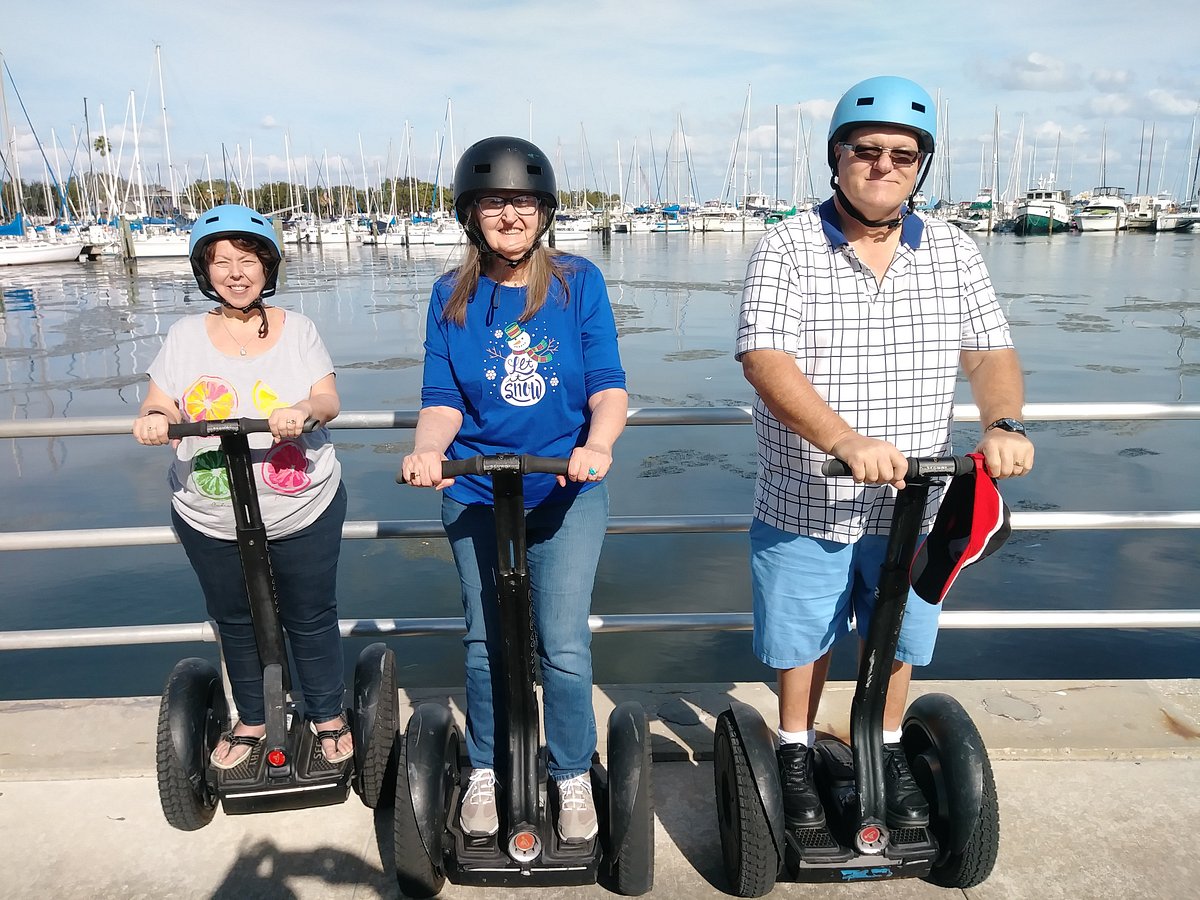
268, 406, 310, 442
828, 433, 908, 489
563, 442, 613, 487
402, 449, 455, 490
133, 410, 173, 446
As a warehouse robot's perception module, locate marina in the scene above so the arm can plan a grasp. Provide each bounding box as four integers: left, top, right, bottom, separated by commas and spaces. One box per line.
2, 225, 1199, 897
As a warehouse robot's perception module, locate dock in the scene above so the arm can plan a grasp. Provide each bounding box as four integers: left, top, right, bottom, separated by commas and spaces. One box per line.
3, 678, 1199, 899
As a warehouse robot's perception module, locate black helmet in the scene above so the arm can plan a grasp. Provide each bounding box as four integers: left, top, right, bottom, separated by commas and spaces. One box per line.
453, 136, 558, 231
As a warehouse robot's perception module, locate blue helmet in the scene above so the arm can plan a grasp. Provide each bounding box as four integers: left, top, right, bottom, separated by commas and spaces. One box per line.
826, 76, 937, 170
188, 204, 283, 303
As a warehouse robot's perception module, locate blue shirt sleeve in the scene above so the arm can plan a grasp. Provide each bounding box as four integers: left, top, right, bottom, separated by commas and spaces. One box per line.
576, 260, 626, 397
420, 276, 467, 412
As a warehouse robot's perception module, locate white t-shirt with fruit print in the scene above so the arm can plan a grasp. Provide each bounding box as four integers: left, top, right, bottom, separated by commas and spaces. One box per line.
147, 310, 341, 540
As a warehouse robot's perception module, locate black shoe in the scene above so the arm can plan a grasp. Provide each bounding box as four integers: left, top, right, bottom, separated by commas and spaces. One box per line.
883, 743, 929, 827
778, 743, 825, 828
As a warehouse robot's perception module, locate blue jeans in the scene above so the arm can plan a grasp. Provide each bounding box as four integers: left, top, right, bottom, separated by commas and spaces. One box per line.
171, 482, 348, 724
442, 484, 608, 781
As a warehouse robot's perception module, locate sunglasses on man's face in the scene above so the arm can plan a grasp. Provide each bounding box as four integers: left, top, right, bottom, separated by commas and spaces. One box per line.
837, 143, 922, 167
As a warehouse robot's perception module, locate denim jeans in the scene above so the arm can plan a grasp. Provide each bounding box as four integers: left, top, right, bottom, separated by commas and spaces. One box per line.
442, 483, 608, 781
171, 482, 348, 724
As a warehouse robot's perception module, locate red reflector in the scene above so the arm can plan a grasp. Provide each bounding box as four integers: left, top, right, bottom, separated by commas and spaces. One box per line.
861, 825, 880, 843
513, 831, 536, 852
267, 749, 288, 767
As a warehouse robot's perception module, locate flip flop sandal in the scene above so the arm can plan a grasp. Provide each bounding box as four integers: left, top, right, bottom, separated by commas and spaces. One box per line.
310, 719, 354, 764
210, 728, 265, 770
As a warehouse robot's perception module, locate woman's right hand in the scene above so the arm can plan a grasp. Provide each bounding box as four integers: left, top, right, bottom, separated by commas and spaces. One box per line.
134, 412, 171, 446
402, 450, 454, 490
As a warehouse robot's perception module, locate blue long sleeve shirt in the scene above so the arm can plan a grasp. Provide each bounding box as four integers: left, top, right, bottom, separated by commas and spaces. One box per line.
421, 255, 626, 506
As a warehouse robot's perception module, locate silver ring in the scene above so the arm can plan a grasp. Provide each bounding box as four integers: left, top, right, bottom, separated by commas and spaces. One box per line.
288, 419, 296, 426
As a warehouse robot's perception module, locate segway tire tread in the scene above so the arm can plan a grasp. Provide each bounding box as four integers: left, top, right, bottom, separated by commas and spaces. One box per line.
714, 711, 779, 898
358, 651, 399, 809
927, 754, 999, 888
393, 737, 445, 898
154, 681, 217, 831
612, 758, 654, 895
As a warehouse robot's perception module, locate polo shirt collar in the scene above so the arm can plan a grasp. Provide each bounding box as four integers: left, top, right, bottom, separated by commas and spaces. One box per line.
817, 197, 925, 250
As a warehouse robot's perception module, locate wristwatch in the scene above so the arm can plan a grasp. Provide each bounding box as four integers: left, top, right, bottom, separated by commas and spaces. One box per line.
986, 417, 1026, 435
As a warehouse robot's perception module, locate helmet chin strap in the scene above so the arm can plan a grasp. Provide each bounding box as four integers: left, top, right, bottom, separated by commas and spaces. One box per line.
217, 297, 270, 338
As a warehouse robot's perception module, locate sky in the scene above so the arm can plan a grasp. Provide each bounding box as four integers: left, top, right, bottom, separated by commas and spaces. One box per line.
4, 0, 1200, 210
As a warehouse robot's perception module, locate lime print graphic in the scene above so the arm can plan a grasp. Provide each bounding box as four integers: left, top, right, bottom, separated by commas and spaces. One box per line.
262, 441, 311, 495
183, 376, 238, 421
192, 449, 231, 500
252, 380, 289, 416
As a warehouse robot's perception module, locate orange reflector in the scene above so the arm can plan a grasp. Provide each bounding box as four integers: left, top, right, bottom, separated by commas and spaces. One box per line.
513, 831, 537, 852
860, 825, 880, 844
267, 749, 288, 767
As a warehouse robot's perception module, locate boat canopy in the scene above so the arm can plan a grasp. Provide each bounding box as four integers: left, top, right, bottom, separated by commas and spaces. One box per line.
0, 213, 26, 237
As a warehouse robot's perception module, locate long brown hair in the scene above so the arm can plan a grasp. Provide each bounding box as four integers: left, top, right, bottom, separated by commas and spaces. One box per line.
442, 208, 571, 326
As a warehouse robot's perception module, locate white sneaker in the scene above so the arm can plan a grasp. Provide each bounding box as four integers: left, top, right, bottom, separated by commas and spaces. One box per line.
460, 767, 499, 836
556, 773, 598, 843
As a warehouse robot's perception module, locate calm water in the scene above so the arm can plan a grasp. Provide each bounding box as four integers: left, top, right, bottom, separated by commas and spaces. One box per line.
2, 228, 1198, 700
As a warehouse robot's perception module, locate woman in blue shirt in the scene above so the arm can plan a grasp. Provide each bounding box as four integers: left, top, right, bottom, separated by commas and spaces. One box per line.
401, 136, 627, 845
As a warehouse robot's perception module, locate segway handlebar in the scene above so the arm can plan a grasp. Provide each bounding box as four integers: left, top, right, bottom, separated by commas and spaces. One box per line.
166, 417, 321, 440
821, 455, 975, 479
396, 453, 570, 484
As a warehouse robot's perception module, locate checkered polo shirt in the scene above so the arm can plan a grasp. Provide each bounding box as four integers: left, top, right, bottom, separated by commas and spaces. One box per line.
735, 199, 1013, 541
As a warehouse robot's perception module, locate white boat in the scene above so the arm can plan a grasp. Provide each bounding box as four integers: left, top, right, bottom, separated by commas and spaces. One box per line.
551, 215, 593, 243
406, 218, 464, 247
126, 226, 190, 258
1012, 188, 1071, 235
1071, 187, 1129, 232
1156, 198, 1200, 232
690, 200, 739, 233
719, 214, 768, 234
0, 239, 86, 266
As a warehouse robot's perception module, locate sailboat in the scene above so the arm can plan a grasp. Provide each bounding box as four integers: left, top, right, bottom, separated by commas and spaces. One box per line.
0, 54, 86, 266
1070, 126, 1129, 232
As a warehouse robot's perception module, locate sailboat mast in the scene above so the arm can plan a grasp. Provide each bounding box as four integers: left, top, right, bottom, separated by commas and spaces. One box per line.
155, 45, 178, 213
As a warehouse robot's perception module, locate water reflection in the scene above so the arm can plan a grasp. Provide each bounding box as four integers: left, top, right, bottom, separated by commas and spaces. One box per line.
1, 231, 1198, 698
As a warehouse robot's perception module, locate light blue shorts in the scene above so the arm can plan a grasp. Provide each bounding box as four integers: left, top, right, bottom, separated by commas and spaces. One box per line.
749, 519, 941, 669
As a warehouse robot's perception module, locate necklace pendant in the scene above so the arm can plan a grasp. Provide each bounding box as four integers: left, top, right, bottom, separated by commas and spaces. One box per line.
239, 347, 247, 356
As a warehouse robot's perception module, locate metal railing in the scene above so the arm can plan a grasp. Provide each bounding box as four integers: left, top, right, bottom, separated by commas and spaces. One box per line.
2, 402, 1199, 653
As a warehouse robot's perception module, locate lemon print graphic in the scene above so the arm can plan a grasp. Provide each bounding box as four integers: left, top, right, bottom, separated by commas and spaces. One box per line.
252, 380, 288, 416
192, 449, 231, 500
183, 376, 238, 422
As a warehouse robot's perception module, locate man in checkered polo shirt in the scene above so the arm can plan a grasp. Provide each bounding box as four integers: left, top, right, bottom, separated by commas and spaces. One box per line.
735, 76, 1035, 831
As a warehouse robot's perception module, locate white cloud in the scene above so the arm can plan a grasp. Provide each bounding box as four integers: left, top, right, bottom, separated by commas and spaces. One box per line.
1091, 68, 1131, 89
261, 115, 278, 129
1089, 94, 1134, 116
995, 52, 1080, 92
1145, 89, 1198, 118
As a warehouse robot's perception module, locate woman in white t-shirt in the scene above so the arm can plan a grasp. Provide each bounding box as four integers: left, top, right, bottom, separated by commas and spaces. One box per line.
132, 204, 350, 770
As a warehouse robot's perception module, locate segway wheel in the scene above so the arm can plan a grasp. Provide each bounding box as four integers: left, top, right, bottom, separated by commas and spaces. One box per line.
393, 706, 458, 899
607, 702, 655, 896
155, 658, 225, 831
354, 643, 398, 809
903, 692, 1000, 889
713, 710, 779, 898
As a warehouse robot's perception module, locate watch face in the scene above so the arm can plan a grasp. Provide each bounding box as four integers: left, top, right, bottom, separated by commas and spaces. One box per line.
991, 418, 1026, 434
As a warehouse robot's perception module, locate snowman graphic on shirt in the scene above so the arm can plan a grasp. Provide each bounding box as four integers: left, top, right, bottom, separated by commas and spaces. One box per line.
497, 321, 555, 407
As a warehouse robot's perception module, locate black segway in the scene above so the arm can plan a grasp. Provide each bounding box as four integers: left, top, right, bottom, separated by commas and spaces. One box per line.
714, 456, 999, 894
154, 416, 398, 830
392, 453, 654, 897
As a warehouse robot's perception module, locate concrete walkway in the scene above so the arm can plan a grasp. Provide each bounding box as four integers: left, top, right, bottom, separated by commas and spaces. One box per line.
3, 679, 1200, 899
